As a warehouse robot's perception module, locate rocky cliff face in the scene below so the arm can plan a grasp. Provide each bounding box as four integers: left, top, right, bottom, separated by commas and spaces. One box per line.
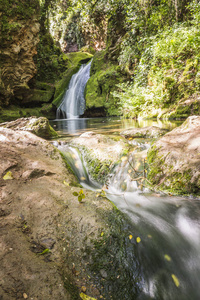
0, 0, 40, 105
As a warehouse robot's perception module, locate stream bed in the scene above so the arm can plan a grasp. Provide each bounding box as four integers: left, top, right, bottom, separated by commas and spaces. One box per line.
51, 117, 200, 300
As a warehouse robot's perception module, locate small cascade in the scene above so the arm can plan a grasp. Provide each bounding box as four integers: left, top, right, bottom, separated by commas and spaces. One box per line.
56, 60, 92, 119
56, 142, 200, 300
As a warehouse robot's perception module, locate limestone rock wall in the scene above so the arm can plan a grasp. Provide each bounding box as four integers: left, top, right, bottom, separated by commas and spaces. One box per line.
0, 0, 40, 105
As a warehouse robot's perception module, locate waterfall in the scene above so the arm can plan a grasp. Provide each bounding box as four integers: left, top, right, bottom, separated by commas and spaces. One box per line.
56, 60, 92, 119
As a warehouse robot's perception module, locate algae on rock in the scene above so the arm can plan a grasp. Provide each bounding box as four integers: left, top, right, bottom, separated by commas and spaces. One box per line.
147, 116, 200, 195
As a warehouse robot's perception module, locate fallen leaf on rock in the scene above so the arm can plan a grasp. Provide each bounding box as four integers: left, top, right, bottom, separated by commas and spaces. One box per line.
38, 248, 50, 255
164, 254, 171, 261
80, 292, 97, 300
3, 171, 14, 180
171, 274, 180, 287
136, 237, 141, 243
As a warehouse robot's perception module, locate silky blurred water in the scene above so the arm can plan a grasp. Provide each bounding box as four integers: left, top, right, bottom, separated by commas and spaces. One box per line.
52, 117, 200, 300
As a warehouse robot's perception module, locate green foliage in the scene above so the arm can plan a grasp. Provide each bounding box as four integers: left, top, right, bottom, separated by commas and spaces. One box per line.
113, 20, 200, 119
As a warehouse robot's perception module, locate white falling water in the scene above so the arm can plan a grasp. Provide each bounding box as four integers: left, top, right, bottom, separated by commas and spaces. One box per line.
56, 60, 92, 119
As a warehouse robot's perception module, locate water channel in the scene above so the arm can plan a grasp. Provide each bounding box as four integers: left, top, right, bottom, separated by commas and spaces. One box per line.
50, 117, 200, 300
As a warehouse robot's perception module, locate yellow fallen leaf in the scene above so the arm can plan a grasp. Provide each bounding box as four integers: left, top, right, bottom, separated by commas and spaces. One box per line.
128, 169, 132, 174
129, 235, 133, 240
101, 232, 104, 237
136, 237, 141, 243
3, 171, 14, 180
128, 137, 133, 140
23, 293, 28, 299
63, 181, 69, 186
80, 177, 86, 180
96, 193, 100, 198
171, 274, 180, 287
164, 254, 171, 262
80, 293, 97, 300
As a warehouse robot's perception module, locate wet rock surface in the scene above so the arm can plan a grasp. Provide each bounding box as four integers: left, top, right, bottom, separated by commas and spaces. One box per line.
121, 126, 168, 139
0, 117, 58, 139
0, 127, 142, 299
147, 116, 200, 195
71, 131, 130, 184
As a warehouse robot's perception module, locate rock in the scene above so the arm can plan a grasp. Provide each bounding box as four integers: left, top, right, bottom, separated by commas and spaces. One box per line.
0, 127, 143, 299
1, 4, 40, 103
121, 126, 168, 139
147, 116, 200, 195
0, 117, 58, 139
71, 131, 130, 184
100, 269, 108, 278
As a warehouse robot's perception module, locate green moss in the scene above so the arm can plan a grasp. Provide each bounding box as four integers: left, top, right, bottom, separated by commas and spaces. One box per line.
67, 52, 93, 66
147, 145, 200, 195
83, 150, 112, 184
86, 206, 142, 299
85, 53, 126, 116
0, 0, 40, 45
0, 105, 55, 123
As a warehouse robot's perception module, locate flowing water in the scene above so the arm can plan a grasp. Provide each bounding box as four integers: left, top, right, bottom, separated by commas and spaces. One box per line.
51, 117, 200, 300
56, 60, 92, 119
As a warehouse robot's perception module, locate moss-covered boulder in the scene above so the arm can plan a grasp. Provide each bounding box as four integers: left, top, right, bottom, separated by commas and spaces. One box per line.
0, 117, 58, 139
85, 51, 127, 116
147, 116, 200, 195
70, 131, 130, 184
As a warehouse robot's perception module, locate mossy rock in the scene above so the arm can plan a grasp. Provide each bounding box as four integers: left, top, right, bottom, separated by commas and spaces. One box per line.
67, 51, 93, 66
147, 116, 200, 195
0, 105, 55, 123
85, 51, 126, 116
0, 117, 58, 139
70, 132, 130, 185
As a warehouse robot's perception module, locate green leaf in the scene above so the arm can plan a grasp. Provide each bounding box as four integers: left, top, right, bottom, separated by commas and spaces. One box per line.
73, 192, 78, 196
39, 248, 50, 255
78, 195, 83, 202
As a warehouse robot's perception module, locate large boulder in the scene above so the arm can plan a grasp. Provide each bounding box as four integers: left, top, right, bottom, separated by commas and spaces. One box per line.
0, 127, 143, 299
0, 117, 58, 139
147, 116, 200, 195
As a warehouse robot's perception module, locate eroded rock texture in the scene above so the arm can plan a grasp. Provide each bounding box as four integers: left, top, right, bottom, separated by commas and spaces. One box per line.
0, 1, 40, 104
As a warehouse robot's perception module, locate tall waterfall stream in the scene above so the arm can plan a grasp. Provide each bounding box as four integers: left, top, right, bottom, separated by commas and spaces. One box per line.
56, 60, 92, 119
53, 64, 200, 299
